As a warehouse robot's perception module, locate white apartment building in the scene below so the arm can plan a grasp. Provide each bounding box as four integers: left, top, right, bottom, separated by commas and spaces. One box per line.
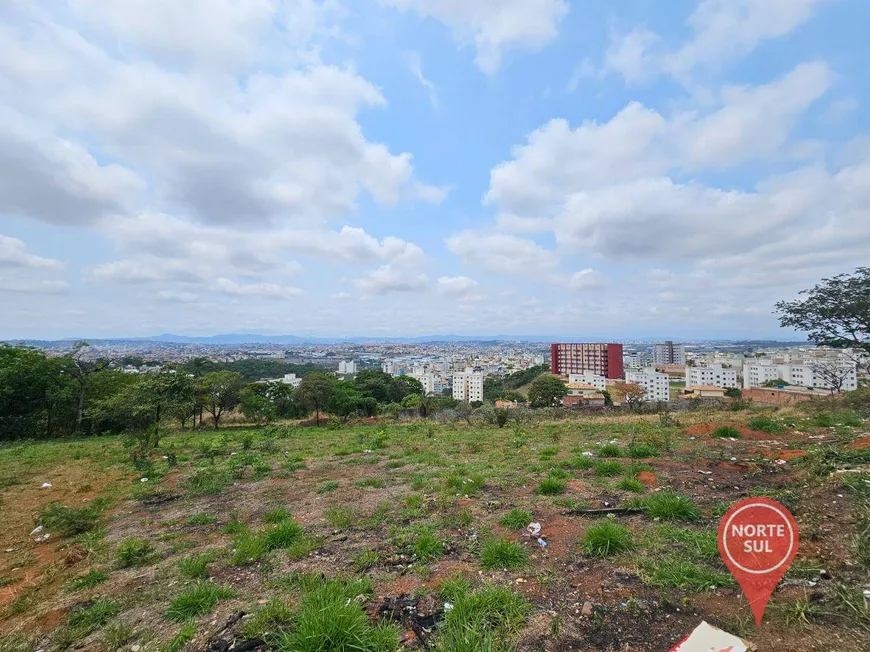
686, 364, 738, 389
742, 359, 858, 391
624, 351, 653, 368
338, 360, 357, 374
277, 373, 302, 388
452, 367, 484, 403
654, 341, 686, 365
625, 367, 670, 402
413, 373, 445, 396
567, 371, 607, 391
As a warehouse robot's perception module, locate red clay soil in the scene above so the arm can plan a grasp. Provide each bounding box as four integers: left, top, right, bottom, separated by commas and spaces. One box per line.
848, 437, 870, 450
635, 471, 658, 486
683, 422, 805, 441
755, 448, 806, 460
537, 515, 583, 560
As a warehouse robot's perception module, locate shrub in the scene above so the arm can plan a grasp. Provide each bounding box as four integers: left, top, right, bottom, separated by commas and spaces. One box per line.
595, 461, 623, 477
166, 582, 236, 622
642, 491, 699, 521
582, 521, 634, 556
748, 416, 785, 434
534, 477, 566, 495
479, 539, 529, 570
712, 425, 741, 439
115, 538, 155, 568
499, 509, 533, 530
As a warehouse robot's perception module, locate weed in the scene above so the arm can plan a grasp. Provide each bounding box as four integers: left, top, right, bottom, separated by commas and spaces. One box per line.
163, 621, 196, 652
263, 507, 292, 524
223, 512, 247, 534
67, 568, 109, 592
38, 501, 106, 536
103, 621, 135, 650
547, 467, 571, 480
595, 461, 623, 477
318, 481, 340, 494
641, 491, 699, 521
655, 526, 719, 559
277, 578, 398, 652
436, 584, 530, 651
65, 597, 121, 637
479, 539, 529, 570
413, 530, 444, 562
712, 425, 741, 439
563, 455, 596, 471
410, 474, 428, 491
357, 478, 387, 489
231, 528, 268, 565
353, 550, 380, 571
534, 477, 566, 495
499, 509, 533, 529
598, 444, 623, 458
187, 513, 217, 526
242, 598, 294, 643
748, 416, 784, 434
166, 582, 236, 622
325, 506, 357, 529
285, 536, 323, 560
582, 520, 633, 557
617, 477, 645, 493
116, 538, 155, 568
241, 433, 255, 450
638, 556, 734, 591
182, 468, 233, 496
404, 494, 425, 509
178, 553, 215, 580
445, 471, 486, 496
627, 443, 659, 458
284, 455, 307, 472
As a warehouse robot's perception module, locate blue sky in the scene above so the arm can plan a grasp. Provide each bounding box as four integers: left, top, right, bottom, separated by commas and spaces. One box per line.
1, 0, 869, 340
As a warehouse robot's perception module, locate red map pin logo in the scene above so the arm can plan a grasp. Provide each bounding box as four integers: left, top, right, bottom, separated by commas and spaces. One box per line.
718, 497, 799, 626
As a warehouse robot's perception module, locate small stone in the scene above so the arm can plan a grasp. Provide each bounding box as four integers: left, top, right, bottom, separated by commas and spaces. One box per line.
131, 645, 141, 652
581, 601, 594, 616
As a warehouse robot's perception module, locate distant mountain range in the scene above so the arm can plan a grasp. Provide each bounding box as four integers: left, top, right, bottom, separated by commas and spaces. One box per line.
5, 333, 808, 346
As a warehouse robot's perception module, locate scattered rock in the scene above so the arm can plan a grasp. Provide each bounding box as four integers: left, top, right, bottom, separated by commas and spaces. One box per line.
581, 601, 594, 616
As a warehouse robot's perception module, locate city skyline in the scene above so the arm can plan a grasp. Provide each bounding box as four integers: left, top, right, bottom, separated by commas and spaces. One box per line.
2, 1, 869, 340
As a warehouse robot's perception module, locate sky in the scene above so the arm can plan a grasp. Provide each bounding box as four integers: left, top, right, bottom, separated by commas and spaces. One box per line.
1, 0, 869, 340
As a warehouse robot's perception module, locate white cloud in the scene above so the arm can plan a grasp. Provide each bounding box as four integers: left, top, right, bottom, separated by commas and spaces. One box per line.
380, 0, 569, 73
565, 268, 604, 291
0, 279, 69, 294
604, 28, 660, 85
566, 58, 596, 93
437, 275, 479, 296
0, 235, 65, 269
445, 231, 556, 275
213, 277, 302, 299
353, 265, 429, 294
407, 51, 438, 108
665, 0, 832, 82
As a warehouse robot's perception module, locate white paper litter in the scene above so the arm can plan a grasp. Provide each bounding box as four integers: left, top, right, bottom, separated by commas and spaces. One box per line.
40, 482, 52, 488
669, 621, 753, 652
526, 522, 541, 536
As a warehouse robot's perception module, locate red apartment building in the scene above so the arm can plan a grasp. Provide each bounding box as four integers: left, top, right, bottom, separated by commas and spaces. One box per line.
550, 343, 624, 380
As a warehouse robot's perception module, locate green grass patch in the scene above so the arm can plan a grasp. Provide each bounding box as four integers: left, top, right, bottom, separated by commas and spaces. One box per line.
187, 513, 217, 526
617, 477, 645, 493
582, 521, 634, 556
534, 477, 566, 495
163, 620, 196, 652
748, 416, 785, 434
166, 582, 236, 622
63, 597, 121, 639
116, 538, 155, 568
627, 443, 660, 458
638, 491, 699, 521
66, 569, 108, 592
177, 553, 215, 580
38, 500, 106, 536
412, 530, 444, 562
324, 506, 357, 530
638, 556, 735, 591
317, 481, 340, 494
436, 583, 530, 651
499, 509, 533, 530
353, 550, 380, 571
356, 478, 387, 489
597, 444, 623, 458
182, 468, 233, 496
479, 539, 529, 570
712, 425, 741, 439
241, 598, 294, 643
594, 460, 623, 477
444, 471, 486, 496
263, 507, 292, 523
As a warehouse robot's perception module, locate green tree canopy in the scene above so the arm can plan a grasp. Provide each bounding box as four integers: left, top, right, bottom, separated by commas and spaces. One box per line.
297, 372, 335, 426
198, 371, 244, 429
527, 374, 567, 408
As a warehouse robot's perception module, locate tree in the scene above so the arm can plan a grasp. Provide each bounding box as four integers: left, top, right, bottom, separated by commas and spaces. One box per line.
761, 378, 789, 388
240, 384, 277, 426
494, 408, 510, 428
297, 372, 335, 426
775, 267, 870, 371
329, 381, 375, 422
69, 341, 102, 434
809, 360, 855, 394
610, 382, 647, 410
724, 387, 743, 399
199, 371, 244, 429
394, 376, 424, 401
527, 374, 567, 408
354, 370, 395, 404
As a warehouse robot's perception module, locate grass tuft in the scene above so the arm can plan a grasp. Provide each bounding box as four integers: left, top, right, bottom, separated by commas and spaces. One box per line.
116, 538, 155, 568
66, 569, 108, 592
534, 477, 566, 495
712, 425, 741, 439
263, 507, 292, 523
748, 416, 785, 434
594, 460, 623, 477
479, 539, 529, 570
597, 444, 623, 458
499, 509, 533, 530
166, 582, 236, 622
617, 477, 645, 493
640, 491, 699, 521
582, 520, 634, 557
178, 553, 215, 580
